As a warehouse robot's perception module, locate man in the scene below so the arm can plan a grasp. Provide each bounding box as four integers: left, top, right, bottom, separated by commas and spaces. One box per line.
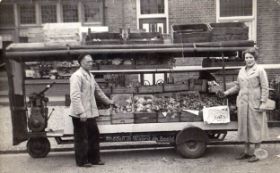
70, 54, 114, 167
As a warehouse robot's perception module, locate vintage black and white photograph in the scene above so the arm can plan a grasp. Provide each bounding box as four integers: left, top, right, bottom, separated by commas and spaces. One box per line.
0, 0, 279, 172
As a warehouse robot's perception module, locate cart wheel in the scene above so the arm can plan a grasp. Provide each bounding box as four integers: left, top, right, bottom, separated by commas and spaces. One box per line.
176, 127, 208, 158
176, 139, 206, 158
27, 137, 50, 158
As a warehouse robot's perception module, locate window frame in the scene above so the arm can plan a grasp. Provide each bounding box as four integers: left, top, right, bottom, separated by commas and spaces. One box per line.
0, 4, 15, 27
136, 0, 169, 33
81, 0, 104, 25
61, 2, 79, 23
216, 0, 257, 41
40, 3, 58, 24
18, 3, 37, 26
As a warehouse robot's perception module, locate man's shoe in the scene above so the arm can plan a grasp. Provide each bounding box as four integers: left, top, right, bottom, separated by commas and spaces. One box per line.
248, 155, 259, 163
77, 163, 92, 167
91, 161, 105, 165
235, 153, 252, 160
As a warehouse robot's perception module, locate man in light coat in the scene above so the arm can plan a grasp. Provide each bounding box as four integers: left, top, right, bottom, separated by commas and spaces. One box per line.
70, 54, 114, 167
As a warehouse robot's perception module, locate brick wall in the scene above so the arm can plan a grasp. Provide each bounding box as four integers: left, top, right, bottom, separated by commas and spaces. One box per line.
257, 0, 280, 64
168, 0, 216, 31
105, 0, 137, 32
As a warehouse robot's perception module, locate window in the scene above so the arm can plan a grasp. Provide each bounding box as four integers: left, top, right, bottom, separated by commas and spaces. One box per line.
62, 4, 78, 22
137, 0, 168, 34
217, 0, 256, 40
0, 4, 15, 27
83, 1, 102, 23
19, 4, 36, 24
41, 4, 57, 23
220, 0, 252, 17
140, 0, 165, 14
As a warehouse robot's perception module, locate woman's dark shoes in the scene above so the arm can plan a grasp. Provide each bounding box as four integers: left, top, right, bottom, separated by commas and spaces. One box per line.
248, 155, 259, 163
235, 153, 252, 160
77, 163, 92, 167
91, 160, 105, 165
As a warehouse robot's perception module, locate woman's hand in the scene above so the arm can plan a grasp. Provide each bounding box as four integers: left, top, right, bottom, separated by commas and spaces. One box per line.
259, 103, 266, 111
216, 90, 226, 98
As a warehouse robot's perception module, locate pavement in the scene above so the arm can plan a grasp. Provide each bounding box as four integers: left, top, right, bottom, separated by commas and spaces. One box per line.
0, 144, 280, 173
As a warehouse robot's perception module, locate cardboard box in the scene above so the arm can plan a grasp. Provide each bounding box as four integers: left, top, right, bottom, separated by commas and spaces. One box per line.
203, 105, 230, 124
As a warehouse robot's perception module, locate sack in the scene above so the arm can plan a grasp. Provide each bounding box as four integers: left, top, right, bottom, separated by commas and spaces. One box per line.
263, 99, 276, 110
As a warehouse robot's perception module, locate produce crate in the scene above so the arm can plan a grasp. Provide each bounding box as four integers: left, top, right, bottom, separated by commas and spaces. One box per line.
137, 85, 163, 93
134, 112, 157, 124
157, 111, 180, 123
111, 112, 134, 124
163, 83, 189, 92
202, 58, 245, 67
171, 24, 211, 43
85, 32, 122, 45
180, 110, 203, 122
127, 32, 164, 44
112, 87, 136, 94
188, 79, 208, 92
210, 22, 249, 42
96, 114, 111, 125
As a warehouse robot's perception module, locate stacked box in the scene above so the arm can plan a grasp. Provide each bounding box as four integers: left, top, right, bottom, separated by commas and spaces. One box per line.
134, 112, 157, 124
188, 79, 208, 92
180, 110, 203, 122
111, 112, 134, 124
158, 111, 180, 123
163, 83, 189, 92
138, 85, 163, 93
172, 24, 211, 43
210, 22, 249, 42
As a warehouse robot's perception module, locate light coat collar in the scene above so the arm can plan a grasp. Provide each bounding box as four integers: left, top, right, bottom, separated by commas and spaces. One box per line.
245, 63, 258, 76
79, 67, 92, 81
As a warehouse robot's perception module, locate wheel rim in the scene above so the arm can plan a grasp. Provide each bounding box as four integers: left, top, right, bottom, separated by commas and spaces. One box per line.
183, 140, 202, 151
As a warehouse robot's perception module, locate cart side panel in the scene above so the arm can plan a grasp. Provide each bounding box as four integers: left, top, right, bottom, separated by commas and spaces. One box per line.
5, 59, 28, 145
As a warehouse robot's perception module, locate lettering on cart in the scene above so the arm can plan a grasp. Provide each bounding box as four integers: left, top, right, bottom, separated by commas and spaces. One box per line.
104, 134, 175, 142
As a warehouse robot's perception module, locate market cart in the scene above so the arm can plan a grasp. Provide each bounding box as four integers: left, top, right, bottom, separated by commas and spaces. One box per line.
4, 39, 278, 158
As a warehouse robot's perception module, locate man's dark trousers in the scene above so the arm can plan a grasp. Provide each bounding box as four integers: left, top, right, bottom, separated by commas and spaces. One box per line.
72, 117, 100, 166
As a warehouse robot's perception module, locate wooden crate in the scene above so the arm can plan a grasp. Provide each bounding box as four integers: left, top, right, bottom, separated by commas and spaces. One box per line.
163, 83, 189, 92
172, 24, 211, 43
188, 79, 208, 92
134, 112, 157, 124
111, 112, 134, 124
112, 87, 136, 94
137, 85, 163, 93
180, 110, 203, 122
210, 22, 248, 42
157, 112, 180, 123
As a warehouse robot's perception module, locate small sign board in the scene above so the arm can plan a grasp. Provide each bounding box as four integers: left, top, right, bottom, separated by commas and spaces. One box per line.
203, 105, 230, 124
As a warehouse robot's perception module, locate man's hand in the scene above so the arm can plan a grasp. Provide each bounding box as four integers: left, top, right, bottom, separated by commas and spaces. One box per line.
79, 113, 87, 122
109, 100, 118, 108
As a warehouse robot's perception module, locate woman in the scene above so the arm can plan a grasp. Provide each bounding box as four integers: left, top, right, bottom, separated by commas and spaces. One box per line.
218, 47, 269, 162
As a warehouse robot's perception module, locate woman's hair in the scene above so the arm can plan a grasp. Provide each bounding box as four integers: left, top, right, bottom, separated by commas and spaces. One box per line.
242, 47, 259, 60
77, 54, 91, 64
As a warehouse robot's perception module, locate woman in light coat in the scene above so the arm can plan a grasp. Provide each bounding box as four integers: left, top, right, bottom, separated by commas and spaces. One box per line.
219, 47, 269, 162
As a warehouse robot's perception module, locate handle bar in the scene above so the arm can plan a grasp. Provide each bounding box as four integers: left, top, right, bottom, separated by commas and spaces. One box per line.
38, 82, 56, 95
